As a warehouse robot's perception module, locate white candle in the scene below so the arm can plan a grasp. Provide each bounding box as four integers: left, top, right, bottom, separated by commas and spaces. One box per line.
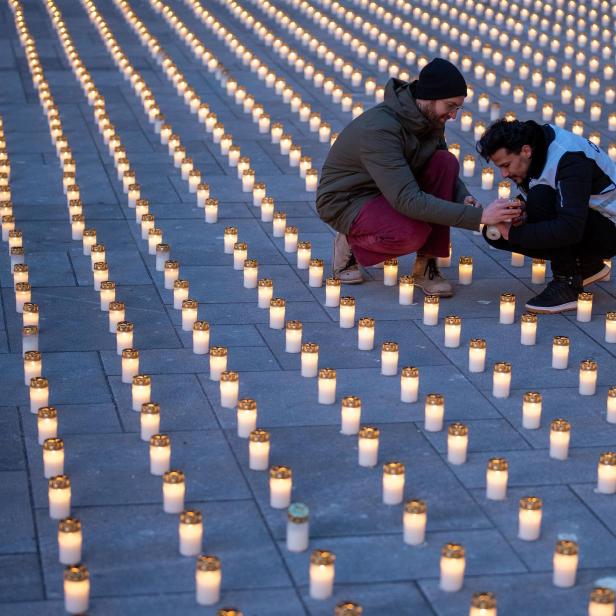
520, 313, 538, 346
577, 292, 593, 322
531, 259, 547, 284
424, 394, 445, 432
339, 396, 361, 435
309, 550, 335, 600
269, 298, 286, 329
223, 227, 238, 254
606, 312, 616, 343
399, 275, 414, 305
23, 304, 39, 329
597, 452, 616, 494
22, 325, 39, 357
423, 295, 439, 326
270, 466, 293, 509
286, 503, 310, 552
285, 321, 302, 353
553, 540, 579, 587
272, 212, 286, 238
131, 374, 151, 412
191, 320, 210, 355
121, 349, 139, 384
552, 336, 570, 369
305, 169, 318, 192
511, 252, 525, 267
319, 123, 331, 143
197, 184, 210, 207
325, 277, 341, 308
550, 419, 571, 460
492, 362, 512, 398
195, 555, 221, 606
44, 441, 66, 485
237, 399, 257, 438
149, 434, 171, 476
308, 259, 324, 287
499, 293, 516, 324
403, 499, 427, 545
206, 200, 218, 224
339, 297, 356, 328
116, 321, 134, 356
258, 279, 274, 309
220, 371, 239, 409
24, 350, 42, 386
381, 342, 399, 375
447, 423, 469, 465
163, 470, 185, 514
179, 510, 203, 556
209, 347, 228, 381
284, 226, 298, 253
233, 242, 248, 271
486, 458, 509, 500
37, 406, 57, 445
588, 587, 616, 616
579, 360, 598, 395
48, 474, 71, 519
609, 388, 616, 424
140, 403, 160, 442
458, 257, 473, 285
482, 168, 494, 190
163, 261, 179, 290
261, 197, 274, 223
30, 376, 49, 414
99, 281, 115, 311
468, 338, 487, 373
440, 543, 465, 592
58, 517, 82, 565
470, 592, 497, 616
301, 343, 319, 378
518, 496, 543, 541
297, 242, 311, 269
382, 461, 405, 505
444, 316, 462, 348
173, 281, 189, 311
358, 426, 380, 467
463, 155, 475, 177
64, 564, 90, 615
249, 429, 270, 471
14, 282, 31, 312
397, 366, 419, 403
522, 392, 542, 429
318, 369, 336, 405
383, 258, 398, 286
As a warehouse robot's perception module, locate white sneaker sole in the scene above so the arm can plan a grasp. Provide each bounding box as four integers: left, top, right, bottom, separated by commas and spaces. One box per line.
524, 300, 578, 314
583, 263, 611, 286
414, 281, 454, 298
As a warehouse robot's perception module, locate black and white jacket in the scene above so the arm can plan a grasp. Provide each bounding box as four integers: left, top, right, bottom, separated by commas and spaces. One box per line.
509, 124, 616, 251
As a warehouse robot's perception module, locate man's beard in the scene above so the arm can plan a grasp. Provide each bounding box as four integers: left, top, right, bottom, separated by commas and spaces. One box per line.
418, 102, 445, 129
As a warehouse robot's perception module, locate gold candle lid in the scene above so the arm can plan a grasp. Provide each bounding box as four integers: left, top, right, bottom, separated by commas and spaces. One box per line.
220, 371, 239, 382
523, 391, 542, 403
342, 395, 361, 408
136, 199, 149, 208
163, 469, 185, 484
150, 434, 170, 448
141, 402, 160, 415
132, 374, 151, 386
8, 229, 23, 239
196, 554, 221, 571
444, 315, 461, 326
493, 361, 512, 373
384, 257, 398, 266
43, 437, 63, 451
58, 517, 81, 533
13, 264, 28, 275
64, 564, 88, 582
217, 609, 241, 616
424, 294, 440, 304
109, 301, 125, 312
182, 299, 198, 310
174, 279, 189, 290
91, 243, 105, 253
599, 452, 616, 466
164, 260, 179, 270
448, 422, 468, 436
244, 258, 258, 268
578, 291, 593, 301
519, 496, 542, 510
606, 312, 616, 321
210, 346, 228, 357
358, 317, 375, 327
284, 225, 298, 235
500, 292, 515, 302
24, 350, 41, 362
30, 376, 48, 389
286, 320, 302, 330
487, 457, 508, 471
382, 341, 399, 352
23, 325, 39, 336
100, 281, 115, 291
318, 368, 336, 379
128, 183, 140, 192
404, 499, 427, 514
590, 587, 616, 605
249, 429, 270, 443
224, 226, 238, 235
399, 274, 414, 284
93, 261, 108, 272
310, 549, 335, 566
335, 602, 363, 616
441, 543, 465, 558
270, 298, 285, 308
553, 335, 570, 346
551, 418, 571, 432
273, 211, 286, 221
49, 474, 70, 489
193, 320, 210, 332
459, 256, 473, 265
141, 214, 154, 223
156, 243, 170, 253
23, 302, 39, 314
358, 426, 379, 439
180, 509, 202, 525
580, 359, 598, 371
38, 406, 57, 419
297, 240, 311, 250
469, 338, 487, 349
15, 282, 31, 292
383, 461, 405, 475
608, 386, 616, 398
326, 277, 341, 287
471, 592, 496, 610
71, 214, 85, 224
340, 296, 355, 306
301, 342, 319, 353
269, 465, 292, 479
401, 366, 419, 378
121, 348, 139, 359
426, 393, 444, 405
262, 197, 274, 206
555, 539, 578, 555
532, 258, 546, 265
233, 242, 247, 251
10, 247, 24, 256
237, 398, 256, 411
116, 321, 134, 333
258, 278, 273, 288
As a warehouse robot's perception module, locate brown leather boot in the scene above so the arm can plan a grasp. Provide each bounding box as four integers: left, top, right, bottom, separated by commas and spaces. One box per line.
413, 254, 454, 297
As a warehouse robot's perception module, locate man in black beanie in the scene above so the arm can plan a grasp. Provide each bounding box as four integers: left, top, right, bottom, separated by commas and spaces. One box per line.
316, 58, 518, 292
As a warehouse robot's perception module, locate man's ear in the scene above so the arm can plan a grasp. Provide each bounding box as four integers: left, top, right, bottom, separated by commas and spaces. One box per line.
521, 144, 533, 159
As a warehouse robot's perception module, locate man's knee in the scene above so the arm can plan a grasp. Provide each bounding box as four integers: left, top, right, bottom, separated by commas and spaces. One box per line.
426, 150, 460, 176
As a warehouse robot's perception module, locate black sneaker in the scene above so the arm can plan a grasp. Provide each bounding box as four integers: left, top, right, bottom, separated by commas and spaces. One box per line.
525, 273, 583, 314
580, 257, 611, 286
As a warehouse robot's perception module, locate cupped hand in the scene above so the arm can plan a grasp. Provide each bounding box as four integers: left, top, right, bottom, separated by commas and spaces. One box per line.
480, 198, 522, 225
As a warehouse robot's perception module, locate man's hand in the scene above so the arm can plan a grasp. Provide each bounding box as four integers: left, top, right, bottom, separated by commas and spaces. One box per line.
480, 198, 523, 225
464, 195, 482, 208
496, 221, 511, 240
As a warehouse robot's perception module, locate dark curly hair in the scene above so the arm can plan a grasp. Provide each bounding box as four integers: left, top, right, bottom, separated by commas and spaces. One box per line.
476, 119, 542, 161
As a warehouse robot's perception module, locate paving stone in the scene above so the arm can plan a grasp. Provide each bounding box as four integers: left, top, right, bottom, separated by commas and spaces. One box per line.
0, 554, 44, 602
0, 471, 37, 554
0, 407, 25, 471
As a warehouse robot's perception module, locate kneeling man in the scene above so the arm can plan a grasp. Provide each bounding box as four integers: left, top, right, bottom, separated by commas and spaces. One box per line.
316, 58, 519, 295
477, 119, 616, 313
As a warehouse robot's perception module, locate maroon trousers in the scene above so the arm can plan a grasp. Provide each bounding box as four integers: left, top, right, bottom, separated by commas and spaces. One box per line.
347, 150, 458, 266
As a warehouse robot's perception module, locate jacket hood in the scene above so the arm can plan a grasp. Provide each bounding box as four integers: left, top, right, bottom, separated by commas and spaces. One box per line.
383, 78, 439, 137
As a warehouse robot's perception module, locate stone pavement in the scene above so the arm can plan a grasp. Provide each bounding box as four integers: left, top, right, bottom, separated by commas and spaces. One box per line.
0, 0, 615, 613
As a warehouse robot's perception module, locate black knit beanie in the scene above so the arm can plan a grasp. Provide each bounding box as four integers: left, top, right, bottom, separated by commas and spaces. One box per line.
414, 58, 467, 100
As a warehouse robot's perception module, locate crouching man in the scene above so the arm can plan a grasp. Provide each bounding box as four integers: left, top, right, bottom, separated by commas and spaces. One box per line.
315, 58, 520, 296
477, 119, 616, 313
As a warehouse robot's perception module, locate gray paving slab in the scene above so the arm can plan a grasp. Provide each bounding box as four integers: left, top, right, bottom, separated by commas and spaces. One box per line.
0, 471, 37, 554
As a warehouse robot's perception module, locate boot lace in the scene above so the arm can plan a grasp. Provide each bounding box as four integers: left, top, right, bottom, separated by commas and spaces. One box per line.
424, 258, 440, 280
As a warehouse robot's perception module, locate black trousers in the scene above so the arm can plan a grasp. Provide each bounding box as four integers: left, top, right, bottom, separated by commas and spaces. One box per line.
483, 185, 616, 273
